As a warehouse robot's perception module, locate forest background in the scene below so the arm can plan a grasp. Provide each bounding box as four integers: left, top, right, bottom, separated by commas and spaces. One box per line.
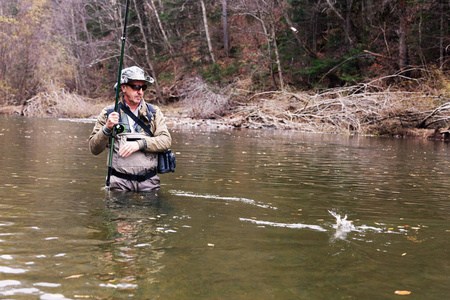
0, 0, 449, 136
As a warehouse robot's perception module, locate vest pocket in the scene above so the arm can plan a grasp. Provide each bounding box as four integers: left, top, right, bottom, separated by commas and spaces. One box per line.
110, 133, 158, 174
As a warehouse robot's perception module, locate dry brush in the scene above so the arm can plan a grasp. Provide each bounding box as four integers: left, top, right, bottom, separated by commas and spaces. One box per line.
231, 84, 450, 135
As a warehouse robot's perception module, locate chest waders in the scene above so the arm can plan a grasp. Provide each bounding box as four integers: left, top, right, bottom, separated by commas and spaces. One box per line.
106, 103, 176, 176
106, 0, 130, 188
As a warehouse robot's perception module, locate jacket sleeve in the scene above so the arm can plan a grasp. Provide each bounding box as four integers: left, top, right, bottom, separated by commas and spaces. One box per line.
88, 107, 110, 155
143, 105, 172, 152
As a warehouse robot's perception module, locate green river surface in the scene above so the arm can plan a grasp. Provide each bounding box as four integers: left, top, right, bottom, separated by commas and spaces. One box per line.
0, 115, 448, 299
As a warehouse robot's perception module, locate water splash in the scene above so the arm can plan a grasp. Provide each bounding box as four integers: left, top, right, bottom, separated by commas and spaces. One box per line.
328, 210, 356, 231
240, 211, 384, 242
328, 210, 356, 240
328, 210, 382, 241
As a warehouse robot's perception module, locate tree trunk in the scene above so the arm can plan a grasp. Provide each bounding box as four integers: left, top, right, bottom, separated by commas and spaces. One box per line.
147, 0, 174, 57
439, 1, 445, 70
274, 0, 317, 59
312, 8, 318, 53
222, 0, 229, 57
200, 0, 216, 64
398, 0, 408, 70
271, 26, 284, 91
253, 3, 277, 89
70, 7, 81, 94
326, 0, 353, 46
133, 0, 164, 104
345, 0, 353, 47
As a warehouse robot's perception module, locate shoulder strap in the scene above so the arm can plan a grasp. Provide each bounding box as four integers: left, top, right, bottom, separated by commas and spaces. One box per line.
119, 102, 154, 137
146, 103, 156, 120
106, 104, 114, 117
106, 104, 122, 121
108, 102, 154, 121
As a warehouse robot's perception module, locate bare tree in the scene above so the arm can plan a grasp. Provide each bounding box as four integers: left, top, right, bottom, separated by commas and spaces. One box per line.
325, 0, 354, 46
238, 0, 284, 89
132, 0, 164, 104
146, 0, 174, 57
200, 0, 216, 64
397, 0, 409, 70
222, 0, 230, 57
271, 25, 284, 90
274, 0, 318, 59
439, 1, 446, 70
0, 0, 60, 103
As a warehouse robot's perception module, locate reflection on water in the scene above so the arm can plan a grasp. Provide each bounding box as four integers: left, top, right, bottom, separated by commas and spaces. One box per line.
100, 191, 166, 289
0, 115, 449, 299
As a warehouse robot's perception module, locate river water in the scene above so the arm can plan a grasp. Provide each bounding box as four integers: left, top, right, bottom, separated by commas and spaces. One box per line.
0, 115, 448, 299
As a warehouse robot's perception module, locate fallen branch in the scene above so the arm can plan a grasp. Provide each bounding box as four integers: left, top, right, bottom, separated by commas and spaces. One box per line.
231, 85, 449, 134
417, 102, 450, 128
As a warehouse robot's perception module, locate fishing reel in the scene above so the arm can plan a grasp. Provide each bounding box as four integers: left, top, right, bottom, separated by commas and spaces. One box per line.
113, 123, 125, 135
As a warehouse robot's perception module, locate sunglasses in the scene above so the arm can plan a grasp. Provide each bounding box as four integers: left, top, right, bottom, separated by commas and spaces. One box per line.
125, 83, 148, 91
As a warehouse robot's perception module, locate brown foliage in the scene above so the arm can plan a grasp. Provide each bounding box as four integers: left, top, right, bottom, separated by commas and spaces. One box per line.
22, 89, 106, 119
179, 77, 231, 119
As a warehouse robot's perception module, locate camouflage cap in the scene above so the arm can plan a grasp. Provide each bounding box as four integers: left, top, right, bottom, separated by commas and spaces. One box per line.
114, 66, 154, 90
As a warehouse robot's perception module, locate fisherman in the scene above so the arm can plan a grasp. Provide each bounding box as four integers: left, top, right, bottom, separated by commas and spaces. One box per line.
89, 66, 172, 191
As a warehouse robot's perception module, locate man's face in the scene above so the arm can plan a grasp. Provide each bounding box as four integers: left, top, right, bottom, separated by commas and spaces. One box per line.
121, 80, 147, 107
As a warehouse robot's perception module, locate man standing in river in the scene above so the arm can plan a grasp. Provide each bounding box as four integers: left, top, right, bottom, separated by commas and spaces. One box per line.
89, 66, 171, 191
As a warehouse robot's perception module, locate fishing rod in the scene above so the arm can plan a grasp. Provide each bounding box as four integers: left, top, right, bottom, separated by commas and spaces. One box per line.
106, 0, 131, 187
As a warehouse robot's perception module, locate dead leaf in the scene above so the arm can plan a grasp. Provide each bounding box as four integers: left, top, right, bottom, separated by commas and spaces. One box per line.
406, 236, 422, 243
395, 290, 411, 295
65, 274, 84, 279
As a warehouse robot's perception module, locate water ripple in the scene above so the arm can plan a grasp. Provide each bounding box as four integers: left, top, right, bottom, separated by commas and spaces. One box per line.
0, 222, 14, 226
170, 190, 277, 209
0, 280, 21, 288
34, 282, 61, 288
240, 218, 327, 232
0, 287, 40, 297
0, 266, 28, 274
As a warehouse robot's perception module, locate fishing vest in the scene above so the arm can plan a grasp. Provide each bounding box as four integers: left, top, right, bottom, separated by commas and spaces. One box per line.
106, 103, 158, 179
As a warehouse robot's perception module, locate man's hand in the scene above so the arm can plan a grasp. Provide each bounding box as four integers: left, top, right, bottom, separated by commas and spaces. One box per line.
106, 112, 119, 130
119, 141, 140, 157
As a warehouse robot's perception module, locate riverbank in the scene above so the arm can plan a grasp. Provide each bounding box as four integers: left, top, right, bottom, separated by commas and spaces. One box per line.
2, 101, 444, 141
161, 85, 450, 141
162, 102, 448, 141
1, 87, 449, 141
